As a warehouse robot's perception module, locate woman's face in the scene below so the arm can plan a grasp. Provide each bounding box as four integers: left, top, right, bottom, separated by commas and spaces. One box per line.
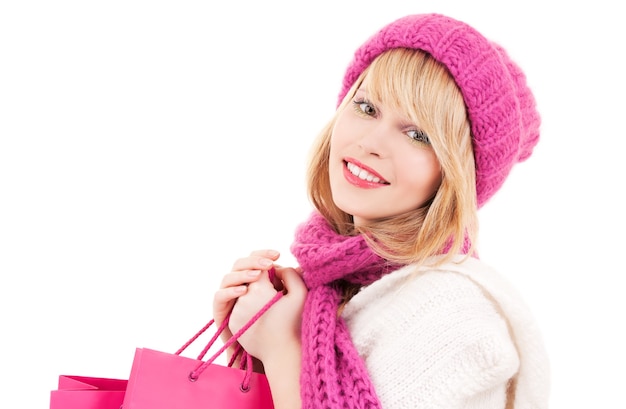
328, 84, 442, 226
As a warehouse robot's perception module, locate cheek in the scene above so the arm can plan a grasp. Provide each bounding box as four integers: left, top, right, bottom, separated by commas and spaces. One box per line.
402, 152, 442, 195
426, 167, 443, 195
330, 110, 356, 151
423, 155, 443, 194
328, 121, 345, 174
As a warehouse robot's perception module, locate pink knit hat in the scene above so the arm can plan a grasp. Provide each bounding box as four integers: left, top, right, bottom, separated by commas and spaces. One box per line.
338, 14, 540, 207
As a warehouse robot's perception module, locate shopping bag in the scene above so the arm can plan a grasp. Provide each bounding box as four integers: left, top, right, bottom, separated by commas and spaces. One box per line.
121, 286, 283, 409
49, 375, 127, 409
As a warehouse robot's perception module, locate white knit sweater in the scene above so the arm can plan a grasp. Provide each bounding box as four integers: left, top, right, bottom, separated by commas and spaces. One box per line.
342, 255, 550, 409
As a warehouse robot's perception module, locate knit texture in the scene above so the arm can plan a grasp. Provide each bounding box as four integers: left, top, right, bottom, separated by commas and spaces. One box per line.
290, 212, 550, 408
290, 211, 397, 409
344, 266, 518, 408
337, 14, 541, 207
343, 257, 550, 409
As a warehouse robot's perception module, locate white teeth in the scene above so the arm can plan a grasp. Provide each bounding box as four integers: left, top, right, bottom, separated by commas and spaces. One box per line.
347, 162, 382, 183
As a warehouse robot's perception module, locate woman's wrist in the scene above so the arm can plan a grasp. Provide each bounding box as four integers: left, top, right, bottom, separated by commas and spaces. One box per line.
262, 341, 302, 409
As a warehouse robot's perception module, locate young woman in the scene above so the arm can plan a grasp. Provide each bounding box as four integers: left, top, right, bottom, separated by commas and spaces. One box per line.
213, 13, 550, 409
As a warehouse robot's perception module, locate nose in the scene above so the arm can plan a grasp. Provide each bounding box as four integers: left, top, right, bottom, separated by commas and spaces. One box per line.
357, 121, 391, 157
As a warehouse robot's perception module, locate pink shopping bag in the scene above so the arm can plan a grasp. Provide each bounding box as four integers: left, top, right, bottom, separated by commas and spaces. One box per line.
49, 375, 127, 409
122, 346, 273, 409
121, 288, 283, 409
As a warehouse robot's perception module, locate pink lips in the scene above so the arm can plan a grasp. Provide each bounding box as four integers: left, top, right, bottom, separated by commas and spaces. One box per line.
342, 158, 389, 189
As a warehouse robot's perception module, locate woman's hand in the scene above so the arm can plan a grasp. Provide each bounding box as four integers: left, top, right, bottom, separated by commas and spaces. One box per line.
231, 264, 307, 362
212, 249, 277, 343
213, 249, 306, 409
212, 249, 307, 362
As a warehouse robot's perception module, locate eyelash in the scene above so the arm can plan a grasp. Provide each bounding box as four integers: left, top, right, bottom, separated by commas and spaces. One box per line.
407, 129, 430, 145
351, 99, 431, 145
352, 99, 376, 117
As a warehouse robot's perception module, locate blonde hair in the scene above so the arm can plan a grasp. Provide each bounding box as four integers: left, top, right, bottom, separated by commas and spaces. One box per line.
307, 48, 478, 267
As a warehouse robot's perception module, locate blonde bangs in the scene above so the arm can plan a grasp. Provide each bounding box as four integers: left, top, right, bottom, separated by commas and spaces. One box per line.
307, 48, 478, 265
363, 48, 465, 155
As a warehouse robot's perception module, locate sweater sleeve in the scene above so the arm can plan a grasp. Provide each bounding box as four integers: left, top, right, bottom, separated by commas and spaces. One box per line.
343, 268, 519, 409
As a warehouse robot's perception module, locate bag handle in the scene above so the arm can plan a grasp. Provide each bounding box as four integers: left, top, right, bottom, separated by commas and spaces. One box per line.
176, 267, 284, 388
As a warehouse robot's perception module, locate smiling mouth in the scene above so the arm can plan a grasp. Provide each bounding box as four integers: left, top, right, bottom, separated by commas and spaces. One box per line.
345, 161, 389, 184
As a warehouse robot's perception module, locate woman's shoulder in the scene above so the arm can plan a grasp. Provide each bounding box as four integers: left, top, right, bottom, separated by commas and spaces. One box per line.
343, 256, 550, 409
345, 255, 530, 318
344, 256, 516, 345
343, 258, 519, 407
344, 256, 505, 318
343, 255, 529, 361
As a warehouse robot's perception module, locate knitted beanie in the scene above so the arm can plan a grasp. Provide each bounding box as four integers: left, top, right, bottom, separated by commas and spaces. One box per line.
338, 14, 540, 207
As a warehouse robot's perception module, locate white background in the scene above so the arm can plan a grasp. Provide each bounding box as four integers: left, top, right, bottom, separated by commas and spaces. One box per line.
1, 1, 624, 408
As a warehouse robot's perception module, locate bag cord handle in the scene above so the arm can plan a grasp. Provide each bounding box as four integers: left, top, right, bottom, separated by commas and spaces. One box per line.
190, 289, 283, 380
177, 267, 285, 388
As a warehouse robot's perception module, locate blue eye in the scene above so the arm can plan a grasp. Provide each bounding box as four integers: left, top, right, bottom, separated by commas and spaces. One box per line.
408, 129, 430, 144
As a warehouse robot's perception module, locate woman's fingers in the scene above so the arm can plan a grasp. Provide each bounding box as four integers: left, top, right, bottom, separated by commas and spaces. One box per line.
214, 249, 282, 327
230, 249, 279, 272
219, 268, 262, 289
220, 249, 281, 289
214, 285, 247, 304
213, 286, 245, 325
275, 267, 307, 298
228, 266, 307, 361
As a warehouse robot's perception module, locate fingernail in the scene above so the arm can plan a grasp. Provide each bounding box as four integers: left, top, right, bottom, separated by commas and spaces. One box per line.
259, 258, 272, 267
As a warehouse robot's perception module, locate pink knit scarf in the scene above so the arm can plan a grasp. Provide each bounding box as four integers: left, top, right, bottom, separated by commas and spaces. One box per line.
290, 211, 397, 409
